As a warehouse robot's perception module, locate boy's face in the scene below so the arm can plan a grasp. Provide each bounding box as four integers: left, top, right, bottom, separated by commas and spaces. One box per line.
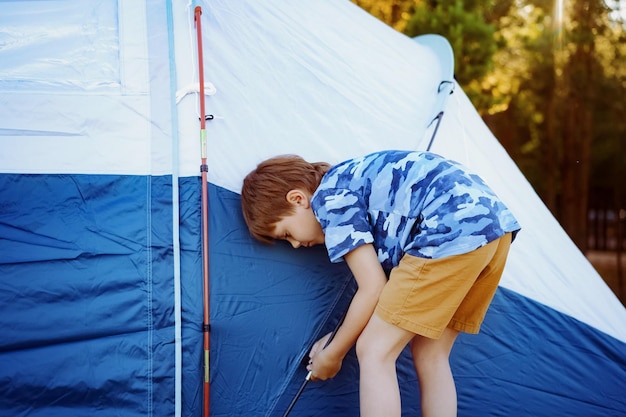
272, 189, 325, 248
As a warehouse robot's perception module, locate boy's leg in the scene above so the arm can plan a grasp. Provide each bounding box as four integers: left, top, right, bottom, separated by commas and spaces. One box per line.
356, 313, 415, 417
363, 234, 512, 416
411, 327, 459, 417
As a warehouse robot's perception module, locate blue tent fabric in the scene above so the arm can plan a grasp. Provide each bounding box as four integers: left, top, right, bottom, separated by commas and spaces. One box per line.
179, 177, 204, 416
0, 174, 177, 416
1, 0, 626, 416
205, 184, 355, 416
452, 287, 626, 417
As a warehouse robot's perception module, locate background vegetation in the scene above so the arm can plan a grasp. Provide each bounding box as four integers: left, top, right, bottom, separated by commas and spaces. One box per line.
353, 0, 626, 299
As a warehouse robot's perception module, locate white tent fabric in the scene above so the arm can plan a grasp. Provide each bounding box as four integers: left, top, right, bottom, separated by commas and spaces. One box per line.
1, 1, 625, 416
172, 0, 442, 184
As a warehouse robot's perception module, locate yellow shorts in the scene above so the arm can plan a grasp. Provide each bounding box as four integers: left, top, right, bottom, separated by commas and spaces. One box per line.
375, 233, 512, 339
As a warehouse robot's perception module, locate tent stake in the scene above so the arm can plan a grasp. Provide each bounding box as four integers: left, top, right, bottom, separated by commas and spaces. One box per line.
194, 6, 211, 417
282, 306, 350, 417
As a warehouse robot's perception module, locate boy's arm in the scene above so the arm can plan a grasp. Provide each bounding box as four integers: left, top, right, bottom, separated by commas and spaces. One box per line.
308, 243, 387, 380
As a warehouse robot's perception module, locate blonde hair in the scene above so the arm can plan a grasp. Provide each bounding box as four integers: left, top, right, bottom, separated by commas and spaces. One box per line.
241, 155, 330, 243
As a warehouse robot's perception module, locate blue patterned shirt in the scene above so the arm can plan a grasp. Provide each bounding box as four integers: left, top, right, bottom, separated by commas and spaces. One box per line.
311, 150, 520, 273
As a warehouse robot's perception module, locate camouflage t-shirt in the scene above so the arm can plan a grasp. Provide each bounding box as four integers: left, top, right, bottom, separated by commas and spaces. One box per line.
311, 150, 520, 273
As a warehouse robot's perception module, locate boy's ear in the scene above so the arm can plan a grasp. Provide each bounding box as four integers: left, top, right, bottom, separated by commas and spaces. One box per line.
286, 189, 310, 207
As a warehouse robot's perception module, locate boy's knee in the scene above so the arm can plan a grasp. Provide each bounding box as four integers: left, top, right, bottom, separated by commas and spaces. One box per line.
356, 332, 384, 366
411, 342, 454, 375
356, 332, 401, 368
413, 348, 448, 370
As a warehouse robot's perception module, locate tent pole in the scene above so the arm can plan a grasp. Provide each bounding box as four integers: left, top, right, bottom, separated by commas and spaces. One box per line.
194, 6, 211, 417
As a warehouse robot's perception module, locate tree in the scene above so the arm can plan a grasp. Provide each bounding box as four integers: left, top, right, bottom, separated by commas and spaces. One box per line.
351, 0, 419, 32
404, 0, 499, 109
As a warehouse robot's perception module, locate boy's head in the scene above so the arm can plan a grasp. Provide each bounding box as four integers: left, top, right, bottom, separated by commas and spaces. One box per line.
241, 155, 330, 244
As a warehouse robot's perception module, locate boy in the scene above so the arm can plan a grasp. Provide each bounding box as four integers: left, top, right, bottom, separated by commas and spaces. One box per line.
241, 150, 520, 417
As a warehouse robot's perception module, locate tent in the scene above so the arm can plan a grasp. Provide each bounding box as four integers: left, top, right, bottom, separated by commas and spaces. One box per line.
1, 0, 624, 416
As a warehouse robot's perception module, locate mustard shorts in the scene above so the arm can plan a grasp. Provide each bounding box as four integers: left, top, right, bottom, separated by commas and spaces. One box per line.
375, 233, 513, 339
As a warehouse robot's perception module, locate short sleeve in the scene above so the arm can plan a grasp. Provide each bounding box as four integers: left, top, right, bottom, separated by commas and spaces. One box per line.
311, 188, 373, 263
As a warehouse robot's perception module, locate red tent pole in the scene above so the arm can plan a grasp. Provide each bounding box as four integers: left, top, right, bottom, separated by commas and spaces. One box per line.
194, 6, 210, 417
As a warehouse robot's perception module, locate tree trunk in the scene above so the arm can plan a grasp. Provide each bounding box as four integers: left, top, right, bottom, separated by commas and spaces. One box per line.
560, 0, 596, 252
543, 86, 559, 214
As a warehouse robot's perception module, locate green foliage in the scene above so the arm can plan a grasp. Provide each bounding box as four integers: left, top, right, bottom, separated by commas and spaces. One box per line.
404, 0, 496, 86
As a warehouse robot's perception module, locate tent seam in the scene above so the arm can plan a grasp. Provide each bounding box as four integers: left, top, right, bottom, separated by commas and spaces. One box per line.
166, 1, 183, 416
147, 176, 154, 417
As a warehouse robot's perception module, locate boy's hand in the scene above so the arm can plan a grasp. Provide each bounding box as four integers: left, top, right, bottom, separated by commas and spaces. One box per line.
307, 348, 342, 381
306, 333, 342, 381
